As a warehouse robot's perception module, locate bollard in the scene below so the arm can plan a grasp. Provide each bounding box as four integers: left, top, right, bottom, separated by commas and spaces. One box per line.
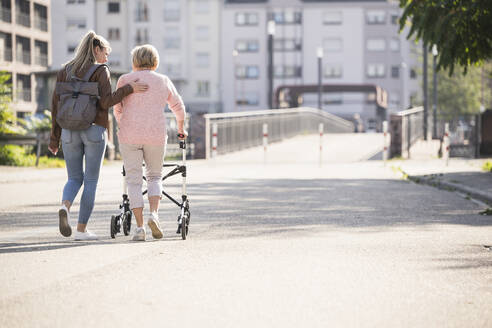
443, 123, 450, 166
212, 123, 218, 159
319, 123, 324, 167
263, 123, 268, 164
382, 121, 389, 165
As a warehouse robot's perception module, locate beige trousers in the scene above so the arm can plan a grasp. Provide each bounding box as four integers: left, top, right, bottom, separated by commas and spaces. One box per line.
120, 143, 166, 209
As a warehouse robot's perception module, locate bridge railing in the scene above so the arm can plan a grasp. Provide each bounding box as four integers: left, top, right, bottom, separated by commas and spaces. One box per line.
203, 107, 354, 159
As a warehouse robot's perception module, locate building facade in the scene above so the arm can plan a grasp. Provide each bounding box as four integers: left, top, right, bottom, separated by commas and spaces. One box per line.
0, 0, 51, 117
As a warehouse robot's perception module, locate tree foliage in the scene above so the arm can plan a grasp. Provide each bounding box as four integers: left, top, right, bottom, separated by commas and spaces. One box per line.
0, 71, 25, 135
399, 0, 492, 75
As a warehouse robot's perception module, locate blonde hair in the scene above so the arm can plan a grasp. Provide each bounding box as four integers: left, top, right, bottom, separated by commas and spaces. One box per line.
65, 30, 111, 75
131, 44, 159, 70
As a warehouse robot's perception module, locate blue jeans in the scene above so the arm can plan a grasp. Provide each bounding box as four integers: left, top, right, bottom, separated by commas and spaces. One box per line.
61, 125, 107, 224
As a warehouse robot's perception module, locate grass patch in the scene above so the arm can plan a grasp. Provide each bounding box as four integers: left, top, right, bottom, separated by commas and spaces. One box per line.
479, 208, 492, 216
482, 161, 492, 172
0, 145, 64, 168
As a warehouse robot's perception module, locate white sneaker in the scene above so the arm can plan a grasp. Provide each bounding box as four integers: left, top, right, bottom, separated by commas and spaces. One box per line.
74, 230, 98, 241
58, 205, 72, 237
132, 227, 146, 241
147, 214, 163, 239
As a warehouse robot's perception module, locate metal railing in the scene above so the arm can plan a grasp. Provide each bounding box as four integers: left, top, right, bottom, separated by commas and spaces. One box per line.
35, 54, 48, 67
16, 12, 30, 27
204, 107, 354, 159
16, 51, 31, 65
1, 7, 11, 22
34, 17, 48, 31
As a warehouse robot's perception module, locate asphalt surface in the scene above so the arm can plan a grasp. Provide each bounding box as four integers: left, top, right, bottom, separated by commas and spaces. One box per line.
0, 134, 491, 328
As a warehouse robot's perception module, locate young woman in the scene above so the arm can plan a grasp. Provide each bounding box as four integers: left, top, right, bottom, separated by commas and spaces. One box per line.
49, 30, 148, 241
114, 44, 186, 241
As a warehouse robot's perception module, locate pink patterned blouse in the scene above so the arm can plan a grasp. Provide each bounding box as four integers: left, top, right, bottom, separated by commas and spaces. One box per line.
114, 70, 186, 145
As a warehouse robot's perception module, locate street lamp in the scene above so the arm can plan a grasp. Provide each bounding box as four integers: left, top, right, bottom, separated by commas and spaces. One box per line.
232, 49, 239, 112
267, 20, 275, 109
432, 44, 438, 139
423, 42, 428, 140
317, 46, 324, 110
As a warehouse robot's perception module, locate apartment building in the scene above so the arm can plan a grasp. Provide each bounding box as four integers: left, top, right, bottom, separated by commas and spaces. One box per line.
221, 0, 420, 129
0, 0, 51, 117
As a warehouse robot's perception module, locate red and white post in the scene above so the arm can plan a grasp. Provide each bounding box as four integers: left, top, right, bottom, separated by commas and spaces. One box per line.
443, 123, 450, 166
263, 123, 268, 164
212, 123, 218, 159
319, 123, 324, 167
382, 121, 389, 165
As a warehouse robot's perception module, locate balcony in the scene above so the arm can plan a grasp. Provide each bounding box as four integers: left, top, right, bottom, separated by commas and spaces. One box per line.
16, 51, 31, 65
17, 89, 31, 102
16, 11, 30, 27
34, 17, 48, 31
1, 47, 12, 62
1, 7, 11, 23
35, 54, 47, 67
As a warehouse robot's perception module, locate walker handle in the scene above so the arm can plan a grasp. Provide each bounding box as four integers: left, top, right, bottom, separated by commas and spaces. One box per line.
177, 134, 186, 149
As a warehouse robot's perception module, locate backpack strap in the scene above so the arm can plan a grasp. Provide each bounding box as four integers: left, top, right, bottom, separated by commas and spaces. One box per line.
82, 64, 109, 82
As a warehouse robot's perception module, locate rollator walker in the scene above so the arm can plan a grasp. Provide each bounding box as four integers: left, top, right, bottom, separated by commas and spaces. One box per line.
110, 134, 190, 240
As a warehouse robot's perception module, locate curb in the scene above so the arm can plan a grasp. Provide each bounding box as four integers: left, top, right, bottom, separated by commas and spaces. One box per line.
406, 173, 492, 206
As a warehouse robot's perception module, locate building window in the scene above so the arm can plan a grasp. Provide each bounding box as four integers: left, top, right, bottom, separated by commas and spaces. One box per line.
67, 44, 77, 53
391, 12, 399, 25
164, 27, 180, 49
235, 12, 258, 26
15, 35, 30, 65
34, 40, 48, 67
367, 64, 385, 78
323, 11, 342, 25
135, 28, 149, 45
16, 73, 31, 102
389, 38, 400, 52
324, 93, 343, 105
108, 2, 120, 13
410, 67, 417, 79
235, 39, 259, 53
108, 28, 120, 41
164, 0, 180, 21
389, 92, 400, 107
366, 10, 386, 24
236, 92, 259, 106
135, 1, 149, 22
0, 32, 13, 62
195, 0, 209, 14
274, 65, 302, 78
108, 53, 121, 67
274, 39, 301, 52
236, 65, 259, 79
1, 0, 12, 23
67, 0, 86, 4
196, 81, 210, 97
195, 26, 209, 41
16, 0, 31, 28
323, 38, 342, 52
366, 38, 386, 51
196, 52, 209, 68
67, 18, 86, 30
34, 4, 48, 32
391, 66, 400, 78
324, 64, 342, 78
269, 11, 302, 25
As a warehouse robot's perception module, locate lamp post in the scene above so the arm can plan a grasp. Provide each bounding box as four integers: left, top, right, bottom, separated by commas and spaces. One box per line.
232, 49, 238, 112
400, 61, 407, 109
432, 44, 438, 139
267, 20, 275, 109
317, 46, 323, 110
423, 42, 428, 140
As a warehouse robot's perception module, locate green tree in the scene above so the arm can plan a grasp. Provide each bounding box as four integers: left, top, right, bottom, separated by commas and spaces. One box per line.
399, 0, 492, 74
0, 71, 25, 135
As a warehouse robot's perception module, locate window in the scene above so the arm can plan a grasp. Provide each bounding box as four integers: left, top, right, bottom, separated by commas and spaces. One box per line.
196, 52, 209, 68
164, 0, 180, 21
195, 26, 209, 40
108, 2, 119, 13
135, 28, 149, 45
391, 12, 399, 25
164, 27, 180, 49
16, 73, 31, 102
34, 4, 48, 31
67, 44, 77, 53
274, 39, 301, 52
34, 40, 48, 67
196, 81, 210, 97
236, 92, 259, 106
164, 63, 181, 76
367, 64, 385, 78
108, 53, 121, 67
323, 38, 342, 52
15, 35, 30, 65
108, 28, 120, 41
323, 11, 342, 25
135, 1, 149, 22
324, 93, 343, 105
236, 65, 259, 79
67, 0, 86, 4
391, 66, 400, 78
66, 18, 86, 30
389, 92, 400, 107
195, 0, 209, 14
366, 38, 386, 51
270, 11, 302, 25
274, 65, 302, 78
235, 12, 258, 26
410, 67, 417, 79
0, 32, 13, 62
366, 10, 386, 24
235, 40, 259, 53
324, 64, 342, 78
389, 38, 400, 52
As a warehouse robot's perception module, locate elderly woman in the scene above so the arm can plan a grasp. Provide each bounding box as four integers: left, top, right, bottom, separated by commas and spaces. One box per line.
114, 44, 186, 241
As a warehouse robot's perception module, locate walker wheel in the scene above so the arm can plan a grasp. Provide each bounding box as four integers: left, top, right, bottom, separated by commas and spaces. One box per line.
180, 214, 187, 240
110, 215, 117, 239
123, 211, 132, 236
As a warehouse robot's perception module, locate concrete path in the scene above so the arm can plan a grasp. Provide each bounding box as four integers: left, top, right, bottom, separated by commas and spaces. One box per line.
0, 134, 491, 328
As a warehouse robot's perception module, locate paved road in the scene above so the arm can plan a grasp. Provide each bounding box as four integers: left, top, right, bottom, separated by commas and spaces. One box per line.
0, 134, 491, 327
